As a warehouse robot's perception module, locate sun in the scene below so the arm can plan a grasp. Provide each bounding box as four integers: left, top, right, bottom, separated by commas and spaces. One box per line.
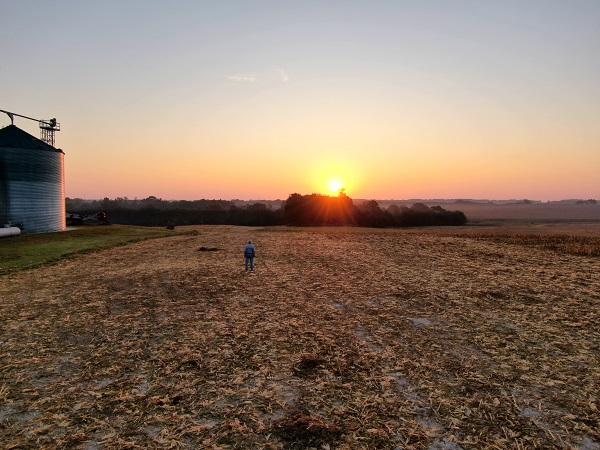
309, 161, 358, 196
327, 178, 344, 194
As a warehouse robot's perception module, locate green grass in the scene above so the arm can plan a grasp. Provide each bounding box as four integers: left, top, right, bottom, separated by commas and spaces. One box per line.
0, 225, 195, 274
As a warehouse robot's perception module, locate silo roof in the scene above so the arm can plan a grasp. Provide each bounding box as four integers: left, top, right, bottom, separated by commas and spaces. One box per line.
0, 125, 63, 153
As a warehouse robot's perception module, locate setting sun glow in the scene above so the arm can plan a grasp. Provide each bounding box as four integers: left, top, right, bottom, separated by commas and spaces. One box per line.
327, 179, 344, 194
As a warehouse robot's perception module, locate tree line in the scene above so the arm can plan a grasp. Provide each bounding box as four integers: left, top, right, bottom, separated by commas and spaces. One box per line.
66, 193, 467, 228
66, 196, 283, 227
283, 192, 467, 227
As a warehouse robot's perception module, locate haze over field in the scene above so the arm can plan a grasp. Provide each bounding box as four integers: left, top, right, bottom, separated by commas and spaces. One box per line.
2, 1, 599, 201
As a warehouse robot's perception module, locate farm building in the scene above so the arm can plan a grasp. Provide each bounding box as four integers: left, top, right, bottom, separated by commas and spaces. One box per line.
0, 125, 65, 233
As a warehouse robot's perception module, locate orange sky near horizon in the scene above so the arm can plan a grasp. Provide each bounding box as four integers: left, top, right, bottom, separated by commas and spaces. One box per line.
2, 1, 599, 202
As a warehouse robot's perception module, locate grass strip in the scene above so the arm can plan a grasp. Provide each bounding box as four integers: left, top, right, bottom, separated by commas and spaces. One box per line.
0, 225, 195, 274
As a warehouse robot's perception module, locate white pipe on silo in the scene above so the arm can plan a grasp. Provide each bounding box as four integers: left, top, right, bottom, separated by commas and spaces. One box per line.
0, 227, 21, 237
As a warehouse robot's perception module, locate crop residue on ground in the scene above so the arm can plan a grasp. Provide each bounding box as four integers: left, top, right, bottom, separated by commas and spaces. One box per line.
1, 225, 599, 449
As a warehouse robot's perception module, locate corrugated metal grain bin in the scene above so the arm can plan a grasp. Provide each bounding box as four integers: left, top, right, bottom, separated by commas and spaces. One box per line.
0, 125, 65, 233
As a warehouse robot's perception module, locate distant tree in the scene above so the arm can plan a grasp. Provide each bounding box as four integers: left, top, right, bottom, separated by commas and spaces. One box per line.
386, 204, 404, 217
411, 203, 431, 212
357, 200, 392, 227
247, 202, 268, 212
284, 193, 306, 225
385, 203, 467, 227
284, 193, 358, 226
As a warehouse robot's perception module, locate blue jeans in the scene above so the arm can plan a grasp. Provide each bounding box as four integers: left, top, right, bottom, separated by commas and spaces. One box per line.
245, 257, 254, 271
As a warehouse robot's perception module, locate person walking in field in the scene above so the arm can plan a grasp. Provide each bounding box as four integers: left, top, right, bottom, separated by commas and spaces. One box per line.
244, 240, 256, 271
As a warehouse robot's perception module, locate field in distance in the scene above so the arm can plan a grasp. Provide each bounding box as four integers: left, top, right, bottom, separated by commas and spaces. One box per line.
1, 224, 599, 448
377, 201, 600, 222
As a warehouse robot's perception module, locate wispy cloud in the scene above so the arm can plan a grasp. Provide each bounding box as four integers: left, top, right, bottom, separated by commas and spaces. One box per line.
278, 68, 289, 82
228, 69, 288, 83
228, 73, 257, 82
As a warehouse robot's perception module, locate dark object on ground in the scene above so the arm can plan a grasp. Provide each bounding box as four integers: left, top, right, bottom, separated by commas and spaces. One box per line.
292, 356, 326, 377
67, 211, 110, 226
273, 410, 342, 448
198, 247, 220, 252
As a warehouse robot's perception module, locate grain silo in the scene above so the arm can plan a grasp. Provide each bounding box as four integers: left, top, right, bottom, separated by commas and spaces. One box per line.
0, 124, 66, 233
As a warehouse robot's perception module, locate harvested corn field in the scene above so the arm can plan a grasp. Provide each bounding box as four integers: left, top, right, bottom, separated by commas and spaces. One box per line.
1, 225, 599, 449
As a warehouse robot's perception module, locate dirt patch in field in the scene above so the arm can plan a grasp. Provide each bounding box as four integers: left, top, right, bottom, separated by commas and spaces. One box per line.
1, 225, 599, 449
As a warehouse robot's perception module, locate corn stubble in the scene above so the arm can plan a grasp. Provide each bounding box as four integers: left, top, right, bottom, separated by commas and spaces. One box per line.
1, 226, 599, 449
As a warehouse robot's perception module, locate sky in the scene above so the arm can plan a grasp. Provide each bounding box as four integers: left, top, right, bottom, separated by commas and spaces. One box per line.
1, 1, 599, 201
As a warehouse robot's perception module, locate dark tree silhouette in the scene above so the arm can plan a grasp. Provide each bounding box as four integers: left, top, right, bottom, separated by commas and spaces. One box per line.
67, 194, 467, 228
356, 200, 393, 227
284, 192, 359, 226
